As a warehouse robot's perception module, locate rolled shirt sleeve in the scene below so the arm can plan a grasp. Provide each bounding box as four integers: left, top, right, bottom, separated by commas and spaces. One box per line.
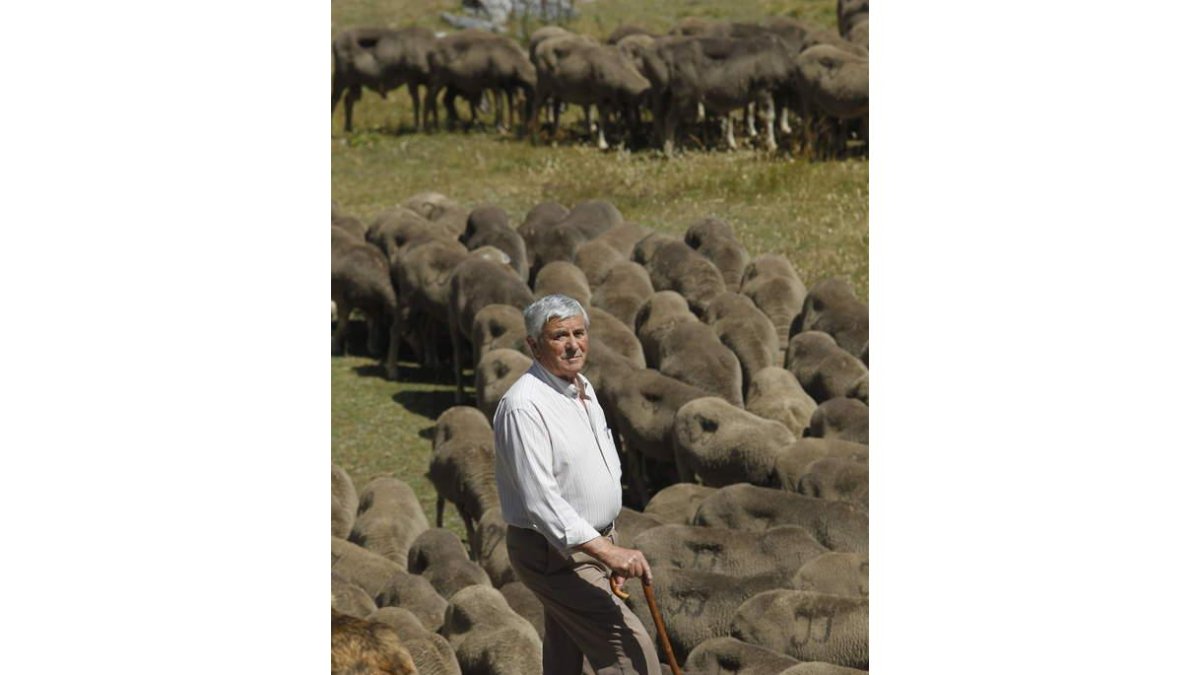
494, 405, 603, 553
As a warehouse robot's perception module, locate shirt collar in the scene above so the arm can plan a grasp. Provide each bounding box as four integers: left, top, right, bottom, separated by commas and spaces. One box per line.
530, 359, 593, 400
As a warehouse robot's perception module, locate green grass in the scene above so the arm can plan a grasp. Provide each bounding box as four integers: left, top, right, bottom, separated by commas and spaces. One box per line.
331, 0, 867, 543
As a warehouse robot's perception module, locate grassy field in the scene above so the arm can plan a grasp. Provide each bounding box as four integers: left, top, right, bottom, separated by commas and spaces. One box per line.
331, 0, 867, 542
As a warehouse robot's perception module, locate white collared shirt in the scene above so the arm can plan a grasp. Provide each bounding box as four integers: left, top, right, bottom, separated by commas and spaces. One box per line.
492, 360, 623, 553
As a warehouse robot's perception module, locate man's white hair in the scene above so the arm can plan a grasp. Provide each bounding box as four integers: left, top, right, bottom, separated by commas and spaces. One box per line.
523, 294, 589, 340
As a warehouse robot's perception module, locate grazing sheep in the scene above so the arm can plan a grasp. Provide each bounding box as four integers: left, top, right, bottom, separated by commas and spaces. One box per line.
731, 590, 868, 669
793, 278, 868, 362
471, 303, 530, 367
333, 211, 369, 240
793, 45, 869, 156
498, 581, 546, 639
634, 524, 828, 582
407, 529, 493, 599
573, 239, 625, 288
794, 457, 869, 508
368, 205, 456, 259
771, 438, 869, 495
428, 30, 536, 132
516, 201, 568, 252
368, 607, 463, 675
533, 260, 592, 304
333, 463, 358, 539
447, 256, 534, 403
331, 26, 436, 134
461, 205, 529, 281
441, 585, 542, 675
745, 367, 818, 439
642, 483, 716, 525
705, 292, 780, 388
470, 507, 516, 587
694, 483, 868, 554
673, 397, 794, 486
685, 217, 750, 289
333, 572, 378, 619
645, 239, 727, 314
387, 237, 471, 376
807, 397, 868, 444
742, 272, 807, 350
593, 221, 653, 258
404, 192, 471, 239
791, 552, 868, 599
785, 331, 869, 403
332, 537, 448, 631
657, 321, 744, 406
475, 348, 534, 421
634, 290, 698, 368
614, 506, 665, 546
740, 253, 801, 288
587, 306, 647, 368
331, 608, 419, 675
525, 218, 589, 281
622, 566, 781, 663
684, 636, 802, 675
632, 231, 681, 266
561, 199, 624, 239
429, 406, 500, 542
333, 226, 397, 358
580, 339, 641, 408
592, 260, 656, 328
350, 477, 431, 566
779, 662, 869, 675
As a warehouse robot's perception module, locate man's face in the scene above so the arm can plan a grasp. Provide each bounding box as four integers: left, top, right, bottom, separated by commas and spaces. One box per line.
527, 314, 589, 382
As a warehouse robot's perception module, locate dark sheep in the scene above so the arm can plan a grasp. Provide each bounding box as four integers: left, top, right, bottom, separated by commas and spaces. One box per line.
516, 201, 569, 252
533, 260, 592, 304
645, 239, 727, 315
332, 537, 448, 632
634, 290, 698, 368
404, 192, 471, 238
705, 292, 780, 392
657, 322, 744, 406
331, 25, 436, 134
632, 231, 681, 266
685, 217, 749, 289
795, 457, 869, 508
587, 306, 647, 368
471, 303, 530, 368
792, 278, 868, 362
367, 205, 456, 259
447, 256, 534, 403
573, 239, 626, 288
593, 221, 654, 258
790, 552, 868, 599
470, 507, 515, 587
561, 199, 624, 239
332, 572, 378, 619
332, 226, 397, 358
460, 205, 529, 281
673, 397, 793, 486
475, 348, 534, 421
771, 438, 869, 495
387, 237, 471, 377
784, 331, 868, 403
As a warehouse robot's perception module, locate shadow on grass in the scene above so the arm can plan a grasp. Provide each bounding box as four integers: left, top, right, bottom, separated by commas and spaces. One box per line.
394, 388, 465, 421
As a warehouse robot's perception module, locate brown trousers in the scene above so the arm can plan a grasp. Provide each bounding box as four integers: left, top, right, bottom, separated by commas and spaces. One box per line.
507, 525, 662, 675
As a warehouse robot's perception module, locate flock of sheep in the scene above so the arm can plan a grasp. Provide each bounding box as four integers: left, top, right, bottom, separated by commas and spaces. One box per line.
331, 1, 869, 156
331, 186, 870, 674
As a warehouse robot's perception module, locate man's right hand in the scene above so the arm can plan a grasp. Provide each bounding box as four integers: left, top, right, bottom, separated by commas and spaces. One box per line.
576, 535, 653, 586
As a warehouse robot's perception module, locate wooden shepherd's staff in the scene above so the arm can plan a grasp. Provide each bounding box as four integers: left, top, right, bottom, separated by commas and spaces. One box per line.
611, 576, 683, 675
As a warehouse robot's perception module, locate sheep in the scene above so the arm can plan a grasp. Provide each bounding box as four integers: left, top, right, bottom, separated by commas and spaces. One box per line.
645, 239, 727, 314
516, 201, 568, 253
705, 292, 780, 390
592, 260, 656, 328
349, 477, 431, 566
790, 552, 868, 599
586, 305, 646, 368
368, 205, 456, 259
793, 277, 868, 362
403, 192, 471, 238
333, 572, 378, 619
785, 331, 868, 403
460, 205, 530, 281
332, 537, 448, 631
779, 662, 869, 675
632, 231, 681, 266
806, 397, 868, 444
684, 217, 750, 289
684, 636, 802, 675
367, 607, 463, 675
333, 226, 397, 358
470, 507, 516, 587
771, 438, 869, 495
331, 608, 419, 675
560, 198, 624, 239
614, 506, 665, 546
332, 463, 358, 539
441, 585, 542, 675
387, 237, 471, 376
642, 483, 716, 525
657, 321, 744, 406
634, 290, 698, 368
475, 348, 534, 421
622, 566, 781, 663
794, 457, 869, 508
573, 239, 625, 288
407, 528, 493, 599
447, 256, 534, 403
533, 260, 592, 304
633, 523, 828, 583
743, 272, 807, 350
471, 303, 530, 368
429, 406, 500, 543
673, 397, 795, 486
745, 366, 818, 439
525, 217, 589, 281
730, 590, 868, 669
593, 221, 653, 257
693, 483, 868, 554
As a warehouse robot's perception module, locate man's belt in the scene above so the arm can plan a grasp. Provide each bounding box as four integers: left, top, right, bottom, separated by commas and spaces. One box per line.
598, 521, 615, 536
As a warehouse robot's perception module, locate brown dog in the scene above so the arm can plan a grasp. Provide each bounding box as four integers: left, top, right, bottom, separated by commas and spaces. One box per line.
331, 609, 419, 675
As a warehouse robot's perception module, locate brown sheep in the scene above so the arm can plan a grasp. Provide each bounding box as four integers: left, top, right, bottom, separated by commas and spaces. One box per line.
592, 260, 656, 328
731, 590, 868, 669
779, 662, 868, 675
807, 397, 868, 444
694, 483, 868, 554
587, 305, 647, 368
705, 292, 780, 387
331, 608, 419, 675
407, 528, 492, 599
561, 198, 624, 239
387, 237, 470, 377
533, 260, 592, 304
471, 303, 530, 368
615, 506, 665, 545
333, 572, 378, 619
795, 457, 869, 508
332, 537, 448, 631
632, 231, 681, 266
367, 607, 463, 675
475, 348, 533, 421
332, 463, 358, 539
792, 278, 868, 362
771, 438, 869, 495
594, 221, 653, 257
645, 239, 728, 314
745, 366, 818, 439
525, 218, 589, 281
350, 477, 431, 566
441, 585, 542, 675
642, 483, 717, 525
673, 397, 793, 486
460, 205, 530, 282
516, 201, 568, 252
684, 636, 802, 675
333, 226, 397, 358
367, 205, 456, 259
685, 217, 750, 289
634, 290, 698, 368
743, 272, 807, 351
470, 507, 516, 587
634, 523, 828, 582
573, 238, 626, 288
785, 331, 868, 403
429, 406, 500, 541
791, 552, 868, 599
447, 256, 534, 403
657, 322, 744, 406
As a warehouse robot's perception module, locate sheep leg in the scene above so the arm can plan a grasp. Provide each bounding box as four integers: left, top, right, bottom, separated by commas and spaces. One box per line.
723, 115, 738, 150
779, 105, 792, 134
342, 84, 362, 133
493, 90, 504, 131
436, 496, 446, 528
762, 96, 778, 152
386, 312, 404, 380
662, 100, 679, 155
332, 300, 352, 355
450, 319, 466, 404
746, 102, 758, 137
596, 104, 609, 150
406, 81, 421, 132
585, 104, 596, 135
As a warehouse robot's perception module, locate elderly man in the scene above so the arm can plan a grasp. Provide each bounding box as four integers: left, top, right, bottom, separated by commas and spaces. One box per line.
493, 294, 661, 675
